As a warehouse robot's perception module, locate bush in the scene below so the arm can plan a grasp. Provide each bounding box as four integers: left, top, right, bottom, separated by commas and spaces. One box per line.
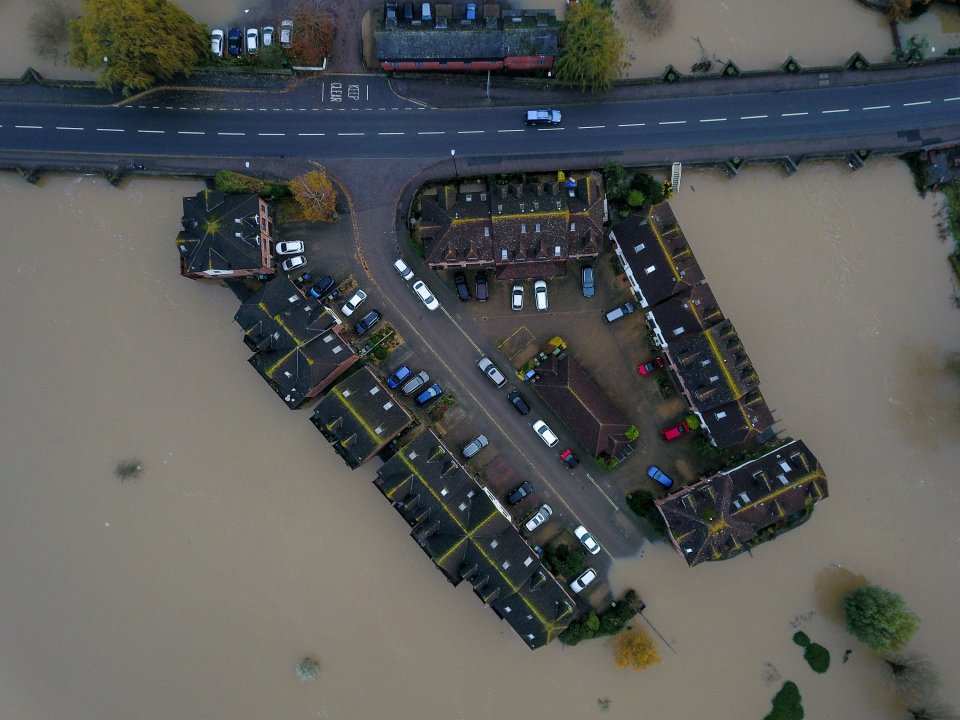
626, 489, 668, 536
626, 189, 645, 208
544, 543, 586, 578
604, 161, 629, 202
614, 628, 660, 670
559, 590, 639, 645
214, 171, 291, 199
804, 643, 830, 673
625, 425, 639, 442
630, 173, 668, 205
842, 585, 919, 654
764, 681, 804, 720
792, 631, 810, 647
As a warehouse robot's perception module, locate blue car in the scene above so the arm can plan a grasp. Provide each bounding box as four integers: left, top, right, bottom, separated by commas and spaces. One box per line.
416, 383, 443, 406
227, 27, 242, 57
647, 465, 673, 488
387, 365, 411, 389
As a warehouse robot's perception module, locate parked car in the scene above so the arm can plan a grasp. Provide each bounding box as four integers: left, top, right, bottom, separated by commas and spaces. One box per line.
506, 480, 533, 506
403, 2, 414, 21
647, 465, 673, 488
387, 365, 411, 389
354, 309, 381, 336
262, 25, 274, 46
385, 1, 398, 20
507, 390, 530, 415
454, 271, 471, 301
524, 504, 552, 533
525, 109, 562, 126
393, 258, 414, 281
661, 419, 691, 441
475, 271, 489, 302
413, 280, 440, 311
245, 27, 259, 54
227, 27, 242, 56
574, 525, 601, 555
570, 567, 597, 594
280, 255, 306, 272
581, 264, 595, 298
421, 2, 432, 21
308, 275, 335, 299
534, 279, 548, 311
275, 240, 304, 256
511, 284, 524, 311
603, 302, 635, 323
341, 289, 367, 316
462, 434, 489, 459
465, 2, 478, 20
637, 357, 665, 376
533, 420, 559, 447
210, 29, 224, 57
279, 19, 293, 48
560, 449, 579, 469
477, 357, 507, 388
401, 370, 430, 396
416, 383, 443, 405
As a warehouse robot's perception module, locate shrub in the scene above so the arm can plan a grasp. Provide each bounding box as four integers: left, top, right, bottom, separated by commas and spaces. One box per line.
544, 543, 586, 578
842, 585, 919, 654
630, 173, 668, 205
626, 189, 645, 208
614, 628, 660, 670
559, 590, 639, 645
804, 643, 830, 673
625, 490, 668, 536
792, 631, 810, 647
764, 681, 804, 720
603, 161, 629, 202
625, 425, 639, 442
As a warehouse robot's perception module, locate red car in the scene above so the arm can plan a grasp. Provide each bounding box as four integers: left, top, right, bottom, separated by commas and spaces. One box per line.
660, 419, 691, 441
560, 449, 579, 469
637, 357, 665, 376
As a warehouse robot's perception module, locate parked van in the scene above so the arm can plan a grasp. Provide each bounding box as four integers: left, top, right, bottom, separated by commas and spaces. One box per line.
603, 302, 635, 323
421, 2, 432, 21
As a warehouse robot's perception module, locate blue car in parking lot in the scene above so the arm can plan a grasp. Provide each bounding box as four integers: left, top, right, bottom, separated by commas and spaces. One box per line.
387, 365, 411, 389
416, 383, 443, 406
647, 465, 673, 488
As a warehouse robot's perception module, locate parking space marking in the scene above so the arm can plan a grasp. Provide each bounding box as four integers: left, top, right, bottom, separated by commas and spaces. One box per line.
584, 473, 620, 511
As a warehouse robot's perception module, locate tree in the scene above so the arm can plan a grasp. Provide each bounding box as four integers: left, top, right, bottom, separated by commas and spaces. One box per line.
603, 161, 629, 202
613, 629, 660, 670
543, 543, 586, 578
842, 585, 919, 654
907, 701, 960, 720
625, 489, 668, 536
885, 653, 940, 702
69, 0, 207, 95
289, 3, 336, 67
30, 0, 73, 60
290, 169, 338, 222
553, 0, 626, 94
626, 190, 645, 209
893, 35, 931, 65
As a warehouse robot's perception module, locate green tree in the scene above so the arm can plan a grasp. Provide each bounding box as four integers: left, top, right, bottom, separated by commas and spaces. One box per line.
625, 489, 668, 536
603, 161, 629, 202
543, 543, 586, 578
842, 585, 919, 654
69, 0, 207, 95
553, 0, 626, 94
626, 190, 645, 208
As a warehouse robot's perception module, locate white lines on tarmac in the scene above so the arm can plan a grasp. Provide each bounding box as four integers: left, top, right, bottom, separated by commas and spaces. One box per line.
577, 125, 604, 129
417, 131, 445, 135
137, 129, 164, 134
96, 128, 124, 132
863, 105, 890, 110
700, 117, 727, 123
298, 132, 325, 136
258, 132, 285, 136
822, 108, 850, 114
378, 131, 404, 135
903, 100, 931, 107
617, 122, 644, 127
781, 112, 808, 117
497, 129, 524, 133
56, 126, 84, 131
946, 97, 960, 102
457, 130, 484, 134
178, 130, 205, 135
659, 120, 687, 125
338, 132, 364, 136
537, 127, 564, 131
14, 125, 42, 129
218, 132, 245, 136
740, 114, 768, 120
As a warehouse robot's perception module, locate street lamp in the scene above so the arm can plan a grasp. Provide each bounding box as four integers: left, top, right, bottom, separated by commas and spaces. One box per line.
451, 148, 458, 177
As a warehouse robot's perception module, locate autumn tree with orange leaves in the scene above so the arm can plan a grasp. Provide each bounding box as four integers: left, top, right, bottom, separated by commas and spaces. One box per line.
614, 629, 660, 671
290, 169, 337, 222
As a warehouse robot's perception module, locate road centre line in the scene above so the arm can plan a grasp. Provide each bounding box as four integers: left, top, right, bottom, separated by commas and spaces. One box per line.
56, 126, 84, 130
862, 105, 890, 110
699, 117, 727, 123
457, 130, 484, 134
178, 130, 205, 135
577, 125, 604, 129
781, 112, 808, 117
740, 114, 768, 120
137, 129, 164, 133
96, 127, 124, 132
338, 132, 364, 136
298, 132, 325, 136
497, 129, 523, 133
378, 131, 404, 135
258, 132, 285, 136
537, 127, 564, 131
946, 96, 960, 102
903, 100, 931, 106
617, 122, 645, 127
659, 120, 687, 125
218, 132, 245, 136
418, 131, 445, 135
822, 108, 849, 114
14, 125, 42, 129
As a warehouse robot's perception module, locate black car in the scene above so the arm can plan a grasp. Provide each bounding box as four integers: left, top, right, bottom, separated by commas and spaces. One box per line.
354, 309, 381, 336
403, 2, 414, 20
475, 271, 489, 302
507, 390, 530, 415
308, 275, 335, 299
454, 271, 471, 301
507, 481, 533, 506
227, 27, 242, 57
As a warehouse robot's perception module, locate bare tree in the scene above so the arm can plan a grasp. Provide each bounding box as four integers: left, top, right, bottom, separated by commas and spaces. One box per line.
885, 653, 940, 702
29, 0, 74, 59
908, 701, 960, 720
630, 0, 674, 38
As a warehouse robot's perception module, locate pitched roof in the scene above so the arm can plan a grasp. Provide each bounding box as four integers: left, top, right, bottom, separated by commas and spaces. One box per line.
310, 367, 414, 468
701, 389, 775, 449
533, 353, 633, 457
233, 276, 358, 408
175, 190, 274, 278
655, 439, 829, 566
374, 430, 575, 649
645, 283, 724, 346
375, 17, 557, 62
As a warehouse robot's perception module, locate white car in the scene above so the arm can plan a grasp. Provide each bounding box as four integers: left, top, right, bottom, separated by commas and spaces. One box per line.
534, 279, 548, 311
280, 19, 293, 48
246, 27, 259, 54
262, 25, 274, 46
394, 258, 414, 281
533, 420, 559, 447
413, 280, 439, 310
210, 29, 224, 57
477, 356, 507, 388
275, 240, 304, 256
524, 504, 552, 533
511, 284, 524, 311
574, 525, 601, 555
569, 568, 597, 594
280, 255, 306, 272
341, 289, 367, 316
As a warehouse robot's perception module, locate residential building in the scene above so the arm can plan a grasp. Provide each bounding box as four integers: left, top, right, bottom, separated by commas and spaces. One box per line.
233, 276, 358, 409
646, 284, 723, 347
175, 189, 274, 279
310, 367, 414, 469
374, 430, 576, 649
655, 440, 829, 567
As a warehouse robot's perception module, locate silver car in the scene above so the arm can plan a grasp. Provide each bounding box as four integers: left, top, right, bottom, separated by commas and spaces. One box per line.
524, 504, 552, 533
401, 370, 429, 396
477, 357, 507, 388
462, 434, 489, 459
569, 568, 597, 594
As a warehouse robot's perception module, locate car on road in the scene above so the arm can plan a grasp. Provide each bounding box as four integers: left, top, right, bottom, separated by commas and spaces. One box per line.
280, 255, 306, 272
477, 356, 507, 388
533, 420, 559, 447
413, 280, 439, 310
647, 465, 673, 488
416, 383, 443, 405
507, 390, 530, 415
603, 302, 635, 323
525, 109, 562, 126
354, 309, 381, 336
262, 25, 274, 46
475, 271, 488, 302
211, 29, 224, 57
560, 449, 579, 469
534, 279, 548, 311
638, 357, 665, 376
511, 284, 524, 311
245, 27, 259, 54
308, 275, 335, 299
507, 480, 533, 505
581, 264, 595, 297
569, 567, 597, 594
401, 370, 429, 396
461, 434, 489, 459
227, 28, 242, 56
393, 258, 414, 281
454, 271, 471, 301
524, 504, 552, 532
279, 19, 293, 48
574, 525, 601, 555
341, 289, 367, 316
387, 365, 411, 389
275, 240, 304, 256
661, 419, 691, 441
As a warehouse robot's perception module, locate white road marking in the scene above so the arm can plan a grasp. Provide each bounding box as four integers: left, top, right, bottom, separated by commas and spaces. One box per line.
56, 126, 84, 131
138, 129, 164, 134
578, 125, 604, 129
700, 117, 727, 123
537, 127, 564, 131
96, 128, 124, 132
338, 132, 364, 136
14, 125, 42, 129
822, 108, 849, 114
218, 132, 245, 136
298, 132, 325, 136
862, 105, 890, 110
781, 112, 808, 117
258, 132, 285, 136
178, 130, 205, 135
740, 114, 768, 120
659, 120, 687, 125
418, 131, 445, 135
945, 96, 960, 102
497, 129, 523, 133
457, 130, 484, 134
903, 100, 931, 107
378, 131, 404, 135
617, 122, 645, 127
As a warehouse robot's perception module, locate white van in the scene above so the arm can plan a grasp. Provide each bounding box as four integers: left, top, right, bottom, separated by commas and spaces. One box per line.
421, 2, 432, 21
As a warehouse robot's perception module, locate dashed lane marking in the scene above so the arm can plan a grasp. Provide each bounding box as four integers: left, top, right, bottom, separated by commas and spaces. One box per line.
903, 100, 931, 107
740, 114, 768, 120
822, 108, 849, 114
378, 131, 404, 135
457, 130, 484, 134
137, 129, 164, 133
15, 125, 42, 129
178, 130, 205, 135
659, 120, 687, 125
700, 117, 727, 122
218, 132, 245, 136
418, 131, 445, 135
781, 112, 808, 117
617, 123, 645, 127
537, 127, 564, 131
96, 128, 124, 132
338, 132, 364, 136
863, 105, 890, 110
298, 132, 325, 136
258, 132, 285, 136
577, 125, 604, 129
497, 129, 523, 133
946, 97, 960, 102
56, 126, 84, 130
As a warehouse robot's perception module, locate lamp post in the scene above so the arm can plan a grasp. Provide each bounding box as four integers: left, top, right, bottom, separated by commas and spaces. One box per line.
450, 148, 458, 177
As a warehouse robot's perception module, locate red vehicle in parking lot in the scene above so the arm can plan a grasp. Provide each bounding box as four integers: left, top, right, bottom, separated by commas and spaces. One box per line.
560, 449, 579, 469
660, 419, 691, 441
637, 357, 665, 376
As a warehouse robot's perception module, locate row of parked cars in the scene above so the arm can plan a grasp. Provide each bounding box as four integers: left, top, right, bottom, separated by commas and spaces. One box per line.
210, 19, 293, 58
386, 365, 444, 406
386, 2, 478, 22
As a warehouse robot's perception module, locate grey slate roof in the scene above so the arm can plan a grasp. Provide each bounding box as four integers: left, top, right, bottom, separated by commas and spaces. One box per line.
700, 390, 775, 449
375, 21, 557, 62
645, 284, 723, 346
